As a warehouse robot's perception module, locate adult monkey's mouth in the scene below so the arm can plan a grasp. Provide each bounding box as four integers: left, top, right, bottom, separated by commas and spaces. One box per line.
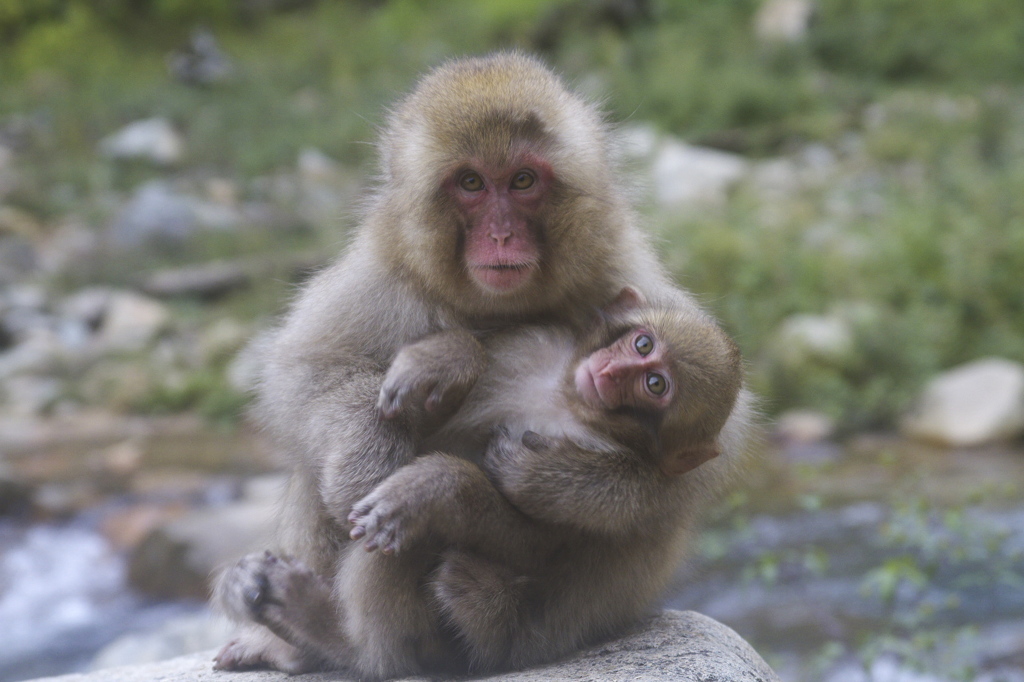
470, 260, 538, 292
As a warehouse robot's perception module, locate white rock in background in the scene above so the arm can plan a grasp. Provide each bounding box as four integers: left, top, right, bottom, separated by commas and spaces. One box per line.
776, 409, 835, 443
652, 140, 749, 208
99, 118, 183, 165
773, 314, 855, 367
96, 292, 170, 352
901, 358, 1024, 448
755, 0, 815, 43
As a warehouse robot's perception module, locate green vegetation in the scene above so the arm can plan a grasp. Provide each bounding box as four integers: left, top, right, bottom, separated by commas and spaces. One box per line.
2, 0, 1023, 428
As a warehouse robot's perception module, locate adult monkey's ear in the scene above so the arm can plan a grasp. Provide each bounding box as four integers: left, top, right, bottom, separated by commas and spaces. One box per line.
603, 286, 647, 317
660, 442, 721, 476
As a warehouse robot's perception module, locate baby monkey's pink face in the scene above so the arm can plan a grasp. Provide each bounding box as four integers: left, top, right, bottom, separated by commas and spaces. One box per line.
574, 328, 675, 413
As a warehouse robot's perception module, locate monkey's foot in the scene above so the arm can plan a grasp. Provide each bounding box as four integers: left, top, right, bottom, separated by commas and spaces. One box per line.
213, 624, 314, 674
218, 551, 335, 652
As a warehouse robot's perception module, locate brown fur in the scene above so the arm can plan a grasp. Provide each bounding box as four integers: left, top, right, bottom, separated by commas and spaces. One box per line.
213, 52, 752, 679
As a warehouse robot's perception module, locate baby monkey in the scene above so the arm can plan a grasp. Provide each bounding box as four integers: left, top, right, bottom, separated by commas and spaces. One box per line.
218, 287, 745, 677
355, 286, 744, 671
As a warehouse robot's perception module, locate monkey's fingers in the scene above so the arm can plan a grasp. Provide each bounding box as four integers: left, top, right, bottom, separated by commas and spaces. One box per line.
376, 383, 412, 419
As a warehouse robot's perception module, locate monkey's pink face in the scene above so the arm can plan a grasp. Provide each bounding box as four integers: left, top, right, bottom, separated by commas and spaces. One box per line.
446, 155, 553, 293
574, 328, 675, 413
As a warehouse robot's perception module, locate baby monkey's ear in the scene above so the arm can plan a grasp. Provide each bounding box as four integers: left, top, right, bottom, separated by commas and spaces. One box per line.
602, 286, 647, 317
660, 442, 720, 476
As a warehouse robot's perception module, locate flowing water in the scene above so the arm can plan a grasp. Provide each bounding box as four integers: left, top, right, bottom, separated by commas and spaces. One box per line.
1, 435, 1022, 682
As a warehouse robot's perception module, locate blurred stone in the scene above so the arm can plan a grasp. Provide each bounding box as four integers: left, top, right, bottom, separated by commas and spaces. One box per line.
0, 235, 37, 284
776, 410, 835, 444
0, 474, 34, 517
0, 204, 42, 237
79, 360, 153, 410
100, 502, 187, 552
199, 318, 248, 364
0, 328, 63, 380
754, 0, 815, 43
99, 118, 183, 165
901, 358, 1024, 448
142, 262, 249, 299
128, 500, 276, 599
96, 292, 169, 352
91, 612, 233, 671
652, 140, 748, 208
205, 178, 238, 206
167, 29, 234, 86
37, 220, 100, 275
108, 181, 197, 247
298, 147, 341, 184
1, 375, 62, 416
33, 481, 100, 517
99, 439, 144, 478
772, 314, 854, 367
59, 287, 112, 330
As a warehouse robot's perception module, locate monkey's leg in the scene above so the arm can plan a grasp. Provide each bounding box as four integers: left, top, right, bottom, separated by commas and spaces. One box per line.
215, 551, 354, 672
214, 623, 315, 674
431, 549, 536, 671
336, 546, 464, 679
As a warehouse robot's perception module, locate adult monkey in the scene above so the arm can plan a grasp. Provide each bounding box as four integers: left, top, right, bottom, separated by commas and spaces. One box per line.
215, 52, 742, 675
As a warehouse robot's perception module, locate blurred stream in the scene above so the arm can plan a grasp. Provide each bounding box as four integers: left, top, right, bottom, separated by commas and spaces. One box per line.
1, 436, 1022, 682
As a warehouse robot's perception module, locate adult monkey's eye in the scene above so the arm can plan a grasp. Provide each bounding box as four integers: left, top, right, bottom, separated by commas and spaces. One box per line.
510, 170, 535, 190
460, 172, 485, 191
646, 373, 668, 396
634, 334, 654, 356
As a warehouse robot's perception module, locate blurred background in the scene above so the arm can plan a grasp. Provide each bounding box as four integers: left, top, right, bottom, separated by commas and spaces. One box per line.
0, 1, 1022, 680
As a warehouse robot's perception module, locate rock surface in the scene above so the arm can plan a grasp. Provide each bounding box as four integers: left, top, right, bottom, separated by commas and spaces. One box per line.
30, 610, 779, 682
128, 499, 276, 599
901, 357, 1024, 447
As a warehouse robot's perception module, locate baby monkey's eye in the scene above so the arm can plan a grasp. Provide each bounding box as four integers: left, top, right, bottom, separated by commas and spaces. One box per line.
460, 172, 485, 191
634, 334, 653, 356
646, 373, 668, 396
510, 171, 535, 190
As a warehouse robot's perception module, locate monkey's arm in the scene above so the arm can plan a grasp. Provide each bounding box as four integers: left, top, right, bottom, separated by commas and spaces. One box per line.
377, 329, 486, 427
484, 431, 674, 537
348, 453, 558, 567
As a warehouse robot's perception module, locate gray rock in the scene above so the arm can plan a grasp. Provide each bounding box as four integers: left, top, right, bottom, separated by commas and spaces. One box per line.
1, 375, 62, 416
91, 612, 234, 671
901, 358, 1024, 448
95, 292, 169, 352
108, 181, 197, 247
128, 500, 275, 599
143, 261, 250, 299
0, 235, 37, 284
99, 118, 183, 165
772, 314, 855, 368
754, 0, 815, 43
167, 29, 234, 86
652, 140, 749, 208
30, 610, 779, 682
